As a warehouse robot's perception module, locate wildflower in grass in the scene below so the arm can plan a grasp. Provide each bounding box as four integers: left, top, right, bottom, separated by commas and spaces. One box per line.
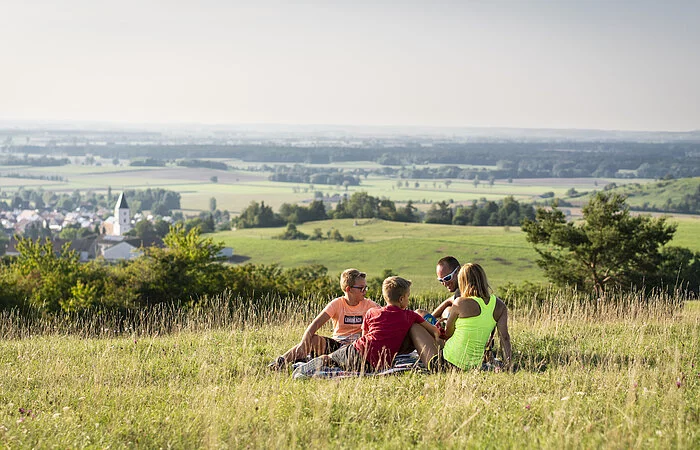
676, 379, 682, 388
525, 404, 531, 410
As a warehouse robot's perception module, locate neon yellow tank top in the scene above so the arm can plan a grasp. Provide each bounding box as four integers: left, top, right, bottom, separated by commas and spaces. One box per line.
443, 295, 497, 369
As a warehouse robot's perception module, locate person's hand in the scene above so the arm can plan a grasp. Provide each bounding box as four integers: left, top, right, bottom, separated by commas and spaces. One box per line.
436, 320, 447, 339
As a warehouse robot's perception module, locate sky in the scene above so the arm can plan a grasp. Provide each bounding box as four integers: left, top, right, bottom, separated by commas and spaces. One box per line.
1, 0, 699, 131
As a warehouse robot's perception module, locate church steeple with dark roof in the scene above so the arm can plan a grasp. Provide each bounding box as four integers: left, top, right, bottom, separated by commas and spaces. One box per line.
116, 192, 129, 209
113, 192, 131, 236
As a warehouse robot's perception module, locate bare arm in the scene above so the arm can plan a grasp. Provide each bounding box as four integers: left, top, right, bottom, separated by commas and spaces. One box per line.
444, 299, 461, 339
300, 311, 331, 353
432, 299, 453, 319
495, 305, 512, 369
419, 320, 440, 339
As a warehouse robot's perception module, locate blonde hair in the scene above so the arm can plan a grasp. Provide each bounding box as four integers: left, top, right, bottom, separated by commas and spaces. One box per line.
382, 276, 411, 304
340, 268, 366, 291
458, 263, 491, 300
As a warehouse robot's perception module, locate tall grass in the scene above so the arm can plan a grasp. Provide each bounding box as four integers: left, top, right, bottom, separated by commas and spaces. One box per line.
1, 291, 698, 448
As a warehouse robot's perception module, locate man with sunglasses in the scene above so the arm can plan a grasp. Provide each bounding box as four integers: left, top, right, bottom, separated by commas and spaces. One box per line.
269, 268, 379, 370
432, 256, 461, 320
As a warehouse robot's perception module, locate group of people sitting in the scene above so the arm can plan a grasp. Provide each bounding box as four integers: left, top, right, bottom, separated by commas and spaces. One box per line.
268, 256, 512, 375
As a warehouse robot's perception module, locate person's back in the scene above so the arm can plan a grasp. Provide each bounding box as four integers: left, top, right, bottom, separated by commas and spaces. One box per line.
443, 294, 497, 369
439, 263, 511, 371
354, 304, 425, 370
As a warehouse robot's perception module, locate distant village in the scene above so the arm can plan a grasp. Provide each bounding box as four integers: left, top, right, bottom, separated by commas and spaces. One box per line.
0, 193, 232, 262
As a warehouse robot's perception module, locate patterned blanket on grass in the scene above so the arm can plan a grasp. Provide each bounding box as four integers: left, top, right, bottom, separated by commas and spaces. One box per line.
292, 351, 427, 380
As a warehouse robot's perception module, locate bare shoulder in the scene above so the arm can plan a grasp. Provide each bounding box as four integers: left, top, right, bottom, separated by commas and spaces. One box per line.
494, 297, 508, 319
454, 296, 481, 317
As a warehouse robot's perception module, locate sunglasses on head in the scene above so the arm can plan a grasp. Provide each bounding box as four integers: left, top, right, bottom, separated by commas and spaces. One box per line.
351, 285, 368, 293
437, 266, 459, 283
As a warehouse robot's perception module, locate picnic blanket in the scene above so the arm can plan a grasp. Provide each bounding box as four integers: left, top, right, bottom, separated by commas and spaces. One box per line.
292, 351, 427, 380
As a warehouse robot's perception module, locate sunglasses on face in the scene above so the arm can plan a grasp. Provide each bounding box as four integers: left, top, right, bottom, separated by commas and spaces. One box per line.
351, 285, 368, 293
437, 266, 459, 283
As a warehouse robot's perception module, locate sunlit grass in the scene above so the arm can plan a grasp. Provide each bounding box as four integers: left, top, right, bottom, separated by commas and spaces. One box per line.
0, 293, 697, 448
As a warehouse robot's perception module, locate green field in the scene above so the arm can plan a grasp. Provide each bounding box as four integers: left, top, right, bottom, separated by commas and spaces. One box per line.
215, 219, 543, 295
1, 296, 697, 448
213, 218, 700, 296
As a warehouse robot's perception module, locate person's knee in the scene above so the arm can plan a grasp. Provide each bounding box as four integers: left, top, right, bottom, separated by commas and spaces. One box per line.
415, 308, 431, 317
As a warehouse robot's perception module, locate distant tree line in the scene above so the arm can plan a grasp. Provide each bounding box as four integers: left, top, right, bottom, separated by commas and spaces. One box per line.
123, 188, 181, 216
21, 141, 700, 179
425, 197, 535, 226
0, 187, 181, 216
0, 155, 70, 166
268, 164, 362, 186
232, 193, 534, 229
176, 159, 229, 170
130, 157, 165, 167
0, 173, 66, 181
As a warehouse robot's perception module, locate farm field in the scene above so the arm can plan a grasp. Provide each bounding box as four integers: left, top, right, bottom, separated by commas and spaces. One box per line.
1, 160, 655, 215
213, 217, 700, 296
0, 296, 697, 448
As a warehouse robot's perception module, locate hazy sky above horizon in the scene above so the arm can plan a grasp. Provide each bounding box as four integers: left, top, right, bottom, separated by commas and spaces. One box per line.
2, 0, 699, 131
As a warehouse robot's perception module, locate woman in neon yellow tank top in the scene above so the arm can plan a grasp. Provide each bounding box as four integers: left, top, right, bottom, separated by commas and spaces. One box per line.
440, 263, 512, 370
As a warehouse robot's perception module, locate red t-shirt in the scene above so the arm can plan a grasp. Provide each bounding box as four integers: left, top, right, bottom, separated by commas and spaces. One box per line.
352, 305, 425, 370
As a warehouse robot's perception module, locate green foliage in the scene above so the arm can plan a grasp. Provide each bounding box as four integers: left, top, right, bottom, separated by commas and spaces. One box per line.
331, 192, 419, 222
124, 188, 181, 213
234, 201, 285, 228
452, 196, 535, 227
6, 238, 82, 311
276, 223, 309, 240
58, 223, 93, 240
425, 201, 453, 224
522, 192, 678, 294
124, 225, 227, 305
278, 200, 328, 224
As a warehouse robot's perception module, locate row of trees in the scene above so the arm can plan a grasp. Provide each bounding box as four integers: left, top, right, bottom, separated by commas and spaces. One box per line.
269, 165, 363, 186
233, 193, 535, 229
1, 187, 181, 216
0, 155, 70, 166
176, 159, 228, 170
23, 141, 700, 179
425, 197, 535, 226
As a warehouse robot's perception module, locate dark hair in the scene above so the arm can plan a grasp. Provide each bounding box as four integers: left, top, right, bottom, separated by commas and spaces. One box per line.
437, 256, 461, 272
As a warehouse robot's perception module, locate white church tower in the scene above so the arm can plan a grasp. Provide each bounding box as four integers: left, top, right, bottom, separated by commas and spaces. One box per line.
113, 192, 131, 236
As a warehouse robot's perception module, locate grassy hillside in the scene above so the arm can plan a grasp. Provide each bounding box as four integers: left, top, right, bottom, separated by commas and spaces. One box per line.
566, 177, 700, 212
213, 218, 700, 296
1, 295, 697, 448
215, 219, 542, 296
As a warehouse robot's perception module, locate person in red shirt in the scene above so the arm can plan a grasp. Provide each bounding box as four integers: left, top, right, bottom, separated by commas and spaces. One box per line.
295, 276, 440, 375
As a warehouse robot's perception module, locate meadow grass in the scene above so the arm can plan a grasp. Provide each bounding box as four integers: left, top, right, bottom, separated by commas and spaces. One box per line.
214, 218, 700, 296
0, 292, 697, 448
216, 219, 544, 294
